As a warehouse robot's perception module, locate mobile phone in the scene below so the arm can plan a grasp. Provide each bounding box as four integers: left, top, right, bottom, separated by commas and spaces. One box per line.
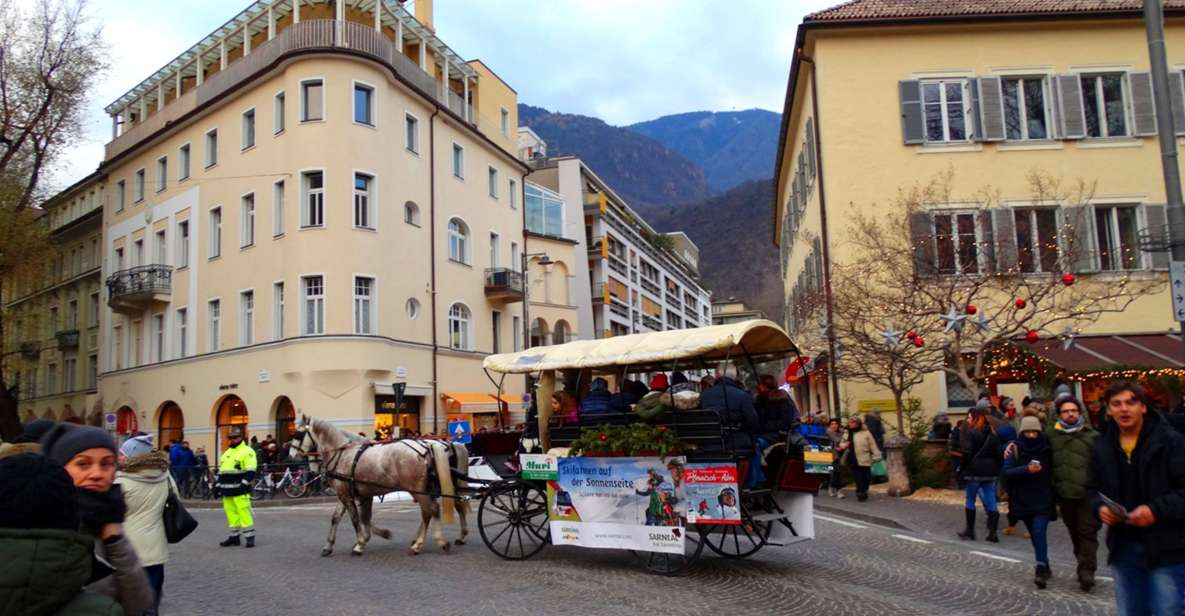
1099, 493, 1129, 521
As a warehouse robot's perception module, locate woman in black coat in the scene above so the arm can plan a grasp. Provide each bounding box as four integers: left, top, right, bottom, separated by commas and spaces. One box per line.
957, 408, 1002, 542
1002, 416, 1057, 588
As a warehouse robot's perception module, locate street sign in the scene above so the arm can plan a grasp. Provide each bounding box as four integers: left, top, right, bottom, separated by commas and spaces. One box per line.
1172, 261, 1185, 321
448, 420, 472, 444
103, 413, 116, 430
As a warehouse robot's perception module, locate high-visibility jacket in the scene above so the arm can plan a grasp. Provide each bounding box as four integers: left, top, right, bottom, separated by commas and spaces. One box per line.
217, 441, 257, 497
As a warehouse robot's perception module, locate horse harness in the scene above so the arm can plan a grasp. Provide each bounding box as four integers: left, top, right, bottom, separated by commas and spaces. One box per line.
312, 436, 458, 501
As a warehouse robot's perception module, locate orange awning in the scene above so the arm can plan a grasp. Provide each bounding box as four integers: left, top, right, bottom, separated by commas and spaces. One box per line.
441, 393, 503, 414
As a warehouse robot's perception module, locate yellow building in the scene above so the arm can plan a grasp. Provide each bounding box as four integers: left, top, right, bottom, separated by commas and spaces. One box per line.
4, 173, 106, 428
775, 1, 1185, 418
60, 0, 532, 455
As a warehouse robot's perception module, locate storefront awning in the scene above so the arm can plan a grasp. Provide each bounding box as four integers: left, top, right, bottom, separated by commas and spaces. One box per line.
1025, 333, 1184, 372
441, 393, 504, 414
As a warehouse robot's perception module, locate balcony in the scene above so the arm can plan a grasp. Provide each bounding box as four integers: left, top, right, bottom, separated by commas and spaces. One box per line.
484, 268, 524, 303
642, 315, 662, 331
106, 264, 173, 313
640, 277, 661, 297
665, 293, 683, 311
56, 329, 80, 350
591, 282, 606, 303
19, 341, 39, 359
587, 235, 604, 257
608, 302, 630, 319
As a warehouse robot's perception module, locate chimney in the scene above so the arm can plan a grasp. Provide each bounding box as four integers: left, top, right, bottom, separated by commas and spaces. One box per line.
414, 0, 434, 32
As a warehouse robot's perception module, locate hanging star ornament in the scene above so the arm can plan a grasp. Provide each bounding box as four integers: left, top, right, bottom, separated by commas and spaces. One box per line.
940, 306, 967, 333
1060, 326, 1077, 351
879, 326, 904, 346
817, 319, 831, 339
971, 312, 991, 333
834, 342, 847, 361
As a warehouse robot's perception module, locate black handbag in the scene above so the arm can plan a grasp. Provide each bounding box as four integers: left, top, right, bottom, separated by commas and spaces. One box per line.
163, 480, 198, 544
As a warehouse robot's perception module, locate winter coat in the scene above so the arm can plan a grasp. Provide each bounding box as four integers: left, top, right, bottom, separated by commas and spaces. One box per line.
1088, 410, 1185, 568
580, 389, 614, 417
1046, 422, 1098, 500
700, 378, 758, 431
114, 452, 173, 567
1002, 434, 1056, 519
0, 528, 124, 616
864, 414, 886, 452
755, 392, 797, 440
843, 428, 881, 468
84, 533, 154, 616
0, 442, 42, 460
958, 422, 1002, 479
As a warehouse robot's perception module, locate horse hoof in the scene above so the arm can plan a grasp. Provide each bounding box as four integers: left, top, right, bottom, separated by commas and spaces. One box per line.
441, 542, 451, 553
351, 550, 363, 557
454, 538, 465, 546
407, 548, 420, 556
321, 549, 333, 557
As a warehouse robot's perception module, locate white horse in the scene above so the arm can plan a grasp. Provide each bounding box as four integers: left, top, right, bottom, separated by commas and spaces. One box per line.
289, 415, 470, 556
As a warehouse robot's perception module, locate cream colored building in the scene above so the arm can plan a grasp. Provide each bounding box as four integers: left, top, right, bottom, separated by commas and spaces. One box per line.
775, 0, 1185, 419
711, 297, 766, 326
74, 0, 530, 455
4, 173, 106, 428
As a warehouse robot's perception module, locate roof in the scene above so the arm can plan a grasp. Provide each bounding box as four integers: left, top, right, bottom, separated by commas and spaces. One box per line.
807, 0, 1185, 23
1022, 333, 1184, 373
483, 320, 798, 374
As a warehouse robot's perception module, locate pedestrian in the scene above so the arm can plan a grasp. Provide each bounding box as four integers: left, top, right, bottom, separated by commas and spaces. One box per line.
40, 423, 156, 616
1046, 394, 1101, 591
949, 417, 965, 489
825, 418, 845, 499
928, 412, 952, 440
957, 403, 1002, 542
1002, 416, 1056, 588
216, 425, 258, 548
0, 452, 126, 615
0, 417, 54, 458
864, 410, 886, 453
837, 415, 880, 502
115, 434, 173, 607
1088, 381, 1185, 616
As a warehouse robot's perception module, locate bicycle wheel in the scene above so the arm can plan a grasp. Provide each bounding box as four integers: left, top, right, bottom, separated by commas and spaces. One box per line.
478, 481, 549, 560
284, 476, 307, 499
250, 478, 270, 501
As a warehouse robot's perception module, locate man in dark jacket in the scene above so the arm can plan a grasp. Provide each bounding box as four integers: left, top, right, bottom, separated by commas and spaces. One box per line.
864, 411, 886, 453
1088, 381, 1185, 615
700, 363, 759, 455
580, 378, 614, 418
1046, 394, 1101, 591
755, 374, 798, 443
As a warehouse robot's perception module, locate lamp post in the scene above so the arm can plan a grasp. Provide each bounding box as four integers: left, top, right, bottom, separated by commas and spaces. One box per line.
521, 252, 552, 350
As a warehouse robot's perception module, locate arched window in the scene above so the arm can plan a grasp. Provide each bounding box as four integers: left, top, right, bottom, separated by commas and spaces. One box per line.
405, 298, 420, 320
448, 303, 472, 350
448, 218, 469, 264
553, 320, 571, 345
404, 201, 420, 226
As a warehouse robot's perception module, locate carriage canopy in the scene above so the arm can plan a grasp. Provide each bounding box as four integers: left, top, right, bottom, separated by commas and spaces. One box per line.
482, 319, 799, 374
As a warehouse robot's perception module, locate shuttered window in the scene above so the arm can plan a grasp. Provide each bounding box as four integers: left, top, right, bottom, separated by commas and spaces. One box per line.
1002, 77, 1049, 141
932, 212, 980, 274
1081, 74, 1128, 138
1094, 205, 1141, 271
1014, 209, 1060, 273
922, 80, 970, 143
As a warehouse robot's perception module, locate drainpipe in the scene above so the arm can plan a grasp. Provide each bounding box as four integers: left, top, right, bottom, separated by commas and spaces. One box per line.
799, 52, 842, 420
429, 107, 441, 433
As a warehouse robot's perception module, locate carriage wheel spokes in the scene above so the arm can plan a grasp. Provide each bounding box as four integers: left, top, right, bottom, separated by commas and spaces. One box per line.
701, 504, 771, 559
478, 481, 549, 560
641, 525, 705, 576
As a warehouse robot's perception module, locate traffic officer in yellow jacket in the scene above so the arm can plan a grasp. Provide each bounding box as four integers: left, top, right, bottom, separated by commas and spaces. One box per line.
217, 425, 257, 547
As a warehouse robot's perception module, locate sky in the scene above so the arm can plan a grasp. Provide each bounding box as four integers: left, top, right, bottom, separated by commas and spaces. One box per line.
37, 0, 836, 191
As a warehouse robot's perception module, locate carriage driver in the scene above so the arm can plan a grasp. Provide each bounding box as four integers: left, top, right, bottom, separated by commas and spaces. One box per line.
217, 425, 258, 548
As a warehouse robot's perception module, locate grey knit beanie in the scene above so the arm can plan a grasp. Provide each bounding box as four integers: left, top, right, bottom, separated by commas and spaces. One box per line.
41, 423, 117, 465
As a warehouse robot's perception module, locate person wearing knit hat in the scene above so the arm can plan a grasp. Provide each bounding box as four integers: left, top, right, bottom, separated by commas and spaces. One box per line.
1046, 394, 1101, 591
119, 434, 155, 460
1003, 412, 1056, 589
41, 423, 118, 468
116, 431, 175, 606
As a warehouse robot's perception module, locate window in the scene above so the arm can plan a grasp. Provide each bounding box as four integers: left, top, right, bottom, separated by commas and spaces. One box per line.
448, 218, 470, 264
177, 220, 190, 267
489, 232, 499, 268
64, 357, 77, 392
179, 144, 191, 180
353, 82, 374, 125
353, 173, 374, 229
67, 299, 78, 329
512, 315, 521, 352
205, 129, 218, 167
47, 363, 57, 395
448, 303, 471, 350
89, 291, 100, 327
922, 80, 969, 143
1095, 205, 1141, 270
404, 201, 420, 226
301, 79, 324, 122
301, 275, 325, 335
510, 241, 520, 272
509, 179, 518, 210
274, 91, 286, 133
241, 193, 255, 247
176, 308, 188, 358
240, 290, 254, 345
241, 108, 256, 149
1081, 74, 1128, 138
1014, 209, 1060, 273
132, 240, 143, 266
354, 276, 374, 334
152, 314, 165, 362
155, 229, 167, 265
134, 169, 145, 202
115, 247, 124, 271
405, 298, 420, 320
492, 311, 501, 353
273, 282, 284, 340
209, 207, 222, 258
302, 171, 324, 228
207, 300, 220, 351
131, 320, 142, 367
405, 113, 420, 153
525, 184, 565, 237
49, 306, 59, 334
273, 180, 285, 237
155, 157, 168, 192
488, 166, 498, 198
87, 354, 97, 389
452, 143, 464, 178
933, 211, 979, 274
1002, 77, 1049, 141
112, 327, 122, 370
500, 107, 509, 136
116, 180, 126, 212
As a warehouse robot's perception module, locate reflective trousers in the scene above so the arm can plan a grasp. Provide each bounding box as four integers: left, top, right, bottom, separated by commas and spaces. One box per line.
222, 494, 254, 535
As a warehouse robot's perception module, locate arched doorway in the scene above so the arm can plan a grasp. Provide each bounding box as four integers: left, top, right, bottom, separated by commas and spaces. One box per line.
215, 395, 249, 455
530, 318, 550, 347
553, 320, 571, 345
116, 406, 138, 435
158, 402, 184, 449
272, 396, 296, 450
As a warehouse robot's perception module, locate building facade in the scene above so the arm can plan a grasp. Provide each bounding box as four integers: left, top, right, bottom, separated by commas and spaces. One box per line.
775, 0, 1185, 419
57, 0, 532, 455
711, 297, 767, 326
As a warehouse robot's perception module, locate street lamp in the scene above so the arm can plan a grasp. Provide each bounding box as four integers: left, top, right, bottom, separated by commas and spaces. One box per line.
521, 252, 552, 350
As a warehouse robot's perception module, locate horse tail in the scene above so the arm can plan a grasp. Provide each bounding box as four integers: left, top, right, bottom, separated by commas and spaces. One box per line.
453, 442, 470, 515
432, 442, 456, 525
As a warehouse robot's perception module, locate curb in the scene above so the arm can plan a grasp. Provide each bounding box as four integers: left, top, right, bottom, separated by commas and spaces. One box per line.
183, 496, 339, 509
815, 503, 911, 531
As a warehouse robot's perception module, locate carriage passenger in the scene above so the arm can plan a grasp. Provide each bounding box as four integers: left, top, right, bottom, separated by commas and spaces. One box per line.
755, 374, 799, 443
580, 378, 614, 419
550, 391, 580, 427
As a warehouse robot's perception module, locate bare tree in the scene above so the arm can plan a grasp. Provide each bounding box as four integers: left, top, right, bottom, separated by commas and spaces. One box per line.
0, 0, 106, 440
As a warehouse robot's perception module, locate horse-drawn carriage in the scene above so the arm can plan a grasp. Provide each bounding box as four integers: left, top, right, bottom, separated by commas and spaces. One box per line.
473, 319, 820, 575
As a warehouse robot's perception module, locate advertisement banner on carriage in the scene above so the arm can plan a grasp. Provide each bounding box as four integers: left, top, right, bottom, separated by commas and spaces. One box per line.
547, 456, 688, 554
683, 463, 741, 525
519, 454, 558, 480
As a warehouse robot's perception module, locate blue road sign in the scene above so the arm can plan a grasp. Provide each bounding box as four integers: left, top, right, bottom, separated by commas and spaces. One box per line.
448, 420, 472, 444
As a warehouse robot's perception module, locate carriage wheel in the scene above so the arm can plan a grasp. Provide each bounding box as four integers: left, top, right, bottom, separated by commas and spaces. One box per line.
635, 524, 706, 576
478, 481, 550, 560
701, 506, 772, 559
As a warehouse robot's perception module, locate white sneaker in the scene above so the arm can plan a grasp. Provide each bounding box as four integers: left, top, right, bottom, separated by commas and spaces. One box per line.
836, 491, 845, 499
828, 487, 837, 497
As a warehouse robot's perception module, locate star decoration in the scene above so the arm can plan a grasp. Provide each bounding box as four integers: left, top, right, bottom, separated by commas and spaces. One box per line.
834, 342, 846, 361
1060, 326, 1076, 351
970, 312, 991, 333
817, 319, 831, 339
940, 306, 967, 333
879, 326, 904, 346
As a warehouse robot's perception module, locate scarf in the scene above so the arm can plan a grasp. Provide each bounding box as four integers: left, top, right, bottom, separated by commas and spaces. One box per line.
117, 450, 171, 474
1056, 414, 1085, 434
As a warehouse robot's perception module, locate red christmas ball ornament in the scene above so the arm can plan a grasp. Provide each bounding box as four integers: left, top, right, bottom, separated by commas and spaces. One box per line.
906, 329, 918, 340
1025, 330, 1040, 344
913, 337, 925, 347
1015, 298, 1027, 309
1061, 273, 1076, 286
1025, 357, 1037, 368
658, 426, 667, 432
598, 433, 608, 442
965, 304, 977, 315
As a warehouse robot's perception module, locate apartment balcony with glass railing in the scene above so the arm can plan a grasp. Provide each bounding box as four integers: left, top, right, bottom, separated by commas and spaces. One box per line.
106, 264, 172, 313
484, 268, 524, 303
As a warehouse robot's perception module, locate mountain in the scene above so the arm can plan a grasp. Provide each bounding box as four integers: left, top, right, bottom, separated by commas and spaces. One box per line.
517, 104, 709, 215
628, 109, 781, 193
646, 179, 783, 321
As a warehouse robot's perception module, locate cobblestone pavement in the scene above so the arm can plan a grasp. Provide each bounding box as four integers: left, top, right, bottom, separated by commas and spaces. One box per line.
161, 499, 1117, 616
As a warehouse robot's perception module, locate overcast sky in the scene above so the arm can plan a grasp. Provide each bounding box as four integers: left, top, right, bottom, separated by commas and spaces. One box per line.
43, 0, 836, 190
